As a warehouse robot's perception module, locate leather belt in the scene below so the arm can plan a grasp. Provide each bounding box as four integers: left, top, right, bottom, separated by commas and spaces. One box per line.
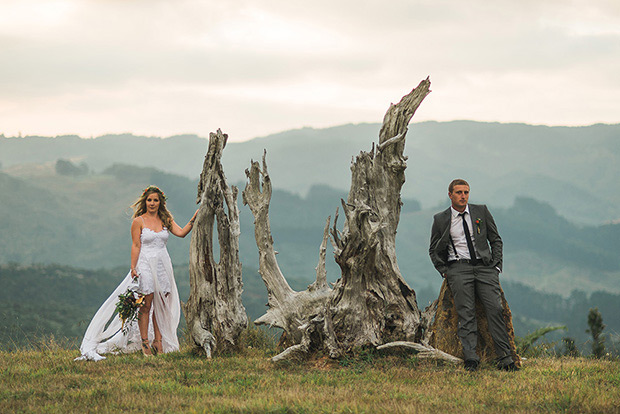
448, 259, 479, 265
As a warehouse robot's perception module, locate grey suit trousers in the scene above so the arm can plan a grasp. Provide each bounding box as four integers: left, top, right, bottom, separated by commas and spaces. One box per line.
445, 261, 513, 364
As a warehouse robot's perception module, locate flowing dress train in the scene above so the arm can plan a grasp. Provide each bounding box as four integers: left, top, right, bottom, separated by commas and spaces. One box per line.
75, 227, 180, 361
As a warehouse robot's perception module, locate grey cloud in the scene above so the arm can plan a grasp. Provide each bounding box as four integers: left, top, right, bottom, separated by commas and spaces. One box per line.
1, 0, 619, 137
0, 36, 380, 98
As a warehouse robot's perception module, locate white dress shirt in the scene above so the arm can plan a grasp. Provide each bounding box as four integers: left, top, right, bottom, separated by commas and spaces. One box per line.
447, 205, 479, 261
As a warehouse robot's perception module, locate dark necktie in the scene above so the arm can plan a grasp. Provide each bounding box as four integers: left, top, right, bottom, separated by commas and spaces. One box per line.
459, 212, 478, 264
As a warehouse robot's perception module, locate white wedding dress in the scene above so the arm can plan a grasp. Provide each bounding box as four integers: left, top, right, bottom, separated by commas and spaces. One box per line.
75, 227, 180, 361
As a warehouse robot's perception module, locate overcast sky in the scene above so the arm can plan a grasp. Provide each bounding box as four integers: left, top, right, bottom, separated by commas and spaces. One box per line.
1, 0, 619, 141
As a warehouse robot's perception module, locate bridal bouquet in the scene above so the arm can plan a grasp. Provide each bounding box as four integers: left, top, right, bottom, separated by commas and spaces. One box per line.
115, 286, 145, 334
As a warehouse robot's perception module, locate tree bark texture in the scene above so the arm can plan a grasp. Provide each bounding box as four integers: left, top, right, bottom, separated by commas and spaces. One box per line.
184, 129, 248, 357
425, 280, 522, 366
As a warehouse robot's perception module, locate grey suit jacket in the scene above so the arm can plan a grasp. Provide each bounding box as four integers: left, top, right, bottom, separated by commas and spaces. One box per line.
428, 203, 503, 276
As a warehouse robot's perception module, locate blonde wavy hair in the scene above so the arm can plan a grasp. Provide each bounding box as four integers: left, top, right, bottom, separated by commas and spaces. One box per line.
132, 185, 174, 229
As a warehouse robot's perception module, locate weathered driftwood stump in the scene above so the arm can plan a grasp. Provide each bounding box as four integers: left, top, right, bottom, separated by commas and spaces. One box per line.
329, 79, 432, 349
184, 129, 248, 357
425, 280, 522, 366
242, 154, 340, 360
244, 79, 460, 363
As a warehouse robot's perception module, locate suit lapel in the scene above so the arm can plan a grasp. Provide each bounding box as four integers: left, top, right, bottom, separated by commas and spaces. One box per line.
468, 204, 480, 224
468, 204, 483, 243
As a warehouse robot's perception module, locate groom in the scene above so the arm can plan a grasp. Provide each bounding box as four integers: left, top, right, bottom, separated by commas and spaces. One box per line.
429, 179, 517, 372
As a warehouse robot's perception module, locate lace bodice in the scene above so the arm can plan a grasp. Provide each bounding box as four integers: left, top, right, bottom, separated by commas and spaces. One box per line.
137, 227, 171, 295
140, 227, 169, 254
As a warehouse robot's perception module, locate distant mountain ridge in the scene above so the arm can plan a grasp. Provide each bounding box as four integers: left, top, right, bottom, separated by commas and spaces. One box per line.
2, 121, 619, 224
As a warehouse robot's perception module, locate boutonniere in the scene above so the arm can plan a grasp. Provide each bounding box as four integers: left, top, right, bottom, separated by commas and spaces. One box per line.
475, 218, 482, 234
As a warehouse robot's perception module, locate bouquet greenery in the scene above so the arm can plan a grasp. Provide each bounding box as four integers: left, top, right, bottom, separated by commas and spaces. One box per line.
115, 285, 145, 334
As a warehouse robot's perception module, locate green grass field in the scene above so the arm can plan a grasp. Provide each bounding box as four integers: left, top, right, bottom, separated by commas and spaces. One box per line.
1, 340, 619, 414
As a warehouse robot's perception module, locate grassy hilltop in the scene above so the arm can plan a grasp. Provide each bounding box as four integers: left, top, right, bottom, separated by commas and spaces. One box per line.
1, 342, 619, 413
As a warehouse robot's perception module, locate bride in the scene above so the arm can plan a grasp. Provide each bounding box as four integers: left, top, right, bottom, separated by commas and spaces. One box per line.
76, 186, 198, 360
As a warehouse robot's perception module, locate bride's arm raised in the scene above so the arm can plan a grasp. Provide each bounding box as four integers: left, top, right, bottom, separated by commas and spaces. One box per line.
130, 217, 142, 278
169, 209, 199, 238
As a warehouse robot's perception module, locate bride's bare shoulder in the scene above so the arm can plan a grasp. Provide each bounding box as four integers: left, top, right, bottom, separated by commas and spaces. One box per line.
131, 216, 144, 228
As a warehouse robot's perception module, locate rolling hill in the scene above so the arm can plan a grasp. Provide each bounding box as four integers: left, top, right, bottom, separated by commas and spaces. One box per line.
2, 121, 620, 225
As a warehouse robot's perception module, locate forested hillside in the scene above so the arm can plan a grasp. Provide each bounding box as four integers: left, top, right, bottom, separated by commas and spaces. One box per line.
2, 163, 618, 296
2, 262, 618, 351
2, 121, 620, 352
0, 262, 265, 349
1, 161, 620, 352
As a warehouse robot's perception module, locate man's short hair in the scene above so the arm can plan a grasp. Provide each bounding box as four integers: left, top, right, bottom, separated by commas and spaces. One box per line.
448, 179, 470, 194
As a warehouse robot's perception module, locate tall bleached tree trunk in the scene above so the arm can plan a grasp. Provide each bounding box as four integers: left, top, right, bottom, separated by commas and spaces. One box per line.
243, 79, 461, 362
184, 129, 248, 357
328, 79, 431, 349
